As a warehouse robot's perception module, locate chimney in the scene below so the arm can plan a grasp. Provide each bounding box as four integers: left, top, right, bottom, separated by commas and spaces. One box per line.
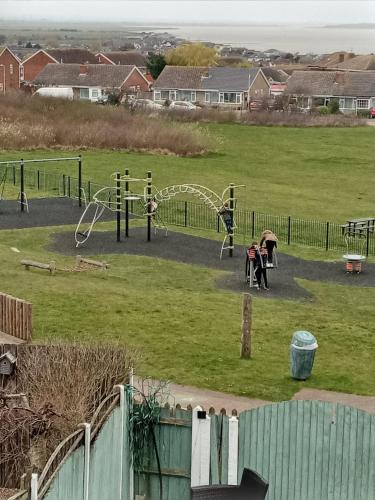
338, 53, 345, 63
79, 64, 88, 76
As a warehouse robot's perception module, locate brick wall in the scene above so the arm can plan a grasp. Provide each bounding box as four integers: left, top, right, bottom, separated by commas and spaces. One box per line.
121, 68, 149, 93
23, 51, 56, 82
0, 48, 20, 92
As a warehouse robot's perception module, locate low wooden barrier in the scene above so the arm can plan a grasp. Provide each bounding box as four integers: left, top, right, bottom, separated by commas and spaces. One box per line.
21, 259, 55, 274
0, 293, 32, 342
76, 255, 109, 271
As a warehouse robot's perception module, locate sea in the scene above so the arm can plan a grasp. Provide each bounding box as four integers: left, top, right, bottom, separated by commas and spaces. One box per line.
152, 24, 375, 54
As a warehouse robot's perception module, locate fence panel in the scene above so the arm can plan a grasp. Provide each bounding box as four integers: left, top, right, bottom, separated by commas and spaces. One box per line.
135, 406, 192, 500
238, 400, 375, 500
43, 447, 85, 500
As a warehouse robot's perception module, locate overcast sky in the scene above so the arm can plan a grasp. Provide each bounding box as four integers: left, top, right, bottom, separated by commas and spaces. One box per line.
1, 0, 375, 24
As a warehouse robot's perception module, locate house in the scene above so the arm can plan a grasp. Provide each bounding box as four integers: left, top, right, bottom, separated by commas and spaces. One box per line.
22, 48, 97, 83
335, 54, 375, 71
33, 63, 150, 101
285, 70, 375, 113
153, 66, 270, 109
96, 51, 147, 72
0, 46, 21, 92
261, 68, 288, 96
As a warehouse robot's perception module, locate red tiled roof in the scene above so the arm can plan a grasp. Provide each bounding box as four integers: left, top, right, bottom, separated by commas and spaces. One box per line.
47, 48, 97, 64
98, 51, 146, 67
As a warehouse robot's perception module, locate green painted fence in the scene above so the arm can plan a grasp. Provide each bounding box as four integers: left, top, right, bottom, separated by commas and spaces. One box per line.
238, 400, 375, 500
134, 406, 233, 500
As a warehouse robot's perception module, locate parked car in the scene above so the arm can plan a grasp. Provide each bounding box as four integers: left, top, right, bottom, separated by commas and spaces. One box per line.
249, 100, 264, 111
370, 107, 375, 119
131, 99, 164, 110
169, 101, 200, 111
96, 94, 109, 105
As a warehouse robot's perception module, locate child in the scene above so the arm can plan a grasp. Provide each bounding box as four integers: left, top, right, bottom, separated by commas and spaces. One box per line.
245, 241, 258, 283
218, 203, 233, 235
254, 246, 269, 290
260, 230, 278, 267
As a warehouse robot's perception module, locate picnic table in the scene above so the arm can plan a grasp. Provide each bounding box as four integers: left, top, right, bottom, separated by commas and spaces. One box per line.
341, 217, 375, 235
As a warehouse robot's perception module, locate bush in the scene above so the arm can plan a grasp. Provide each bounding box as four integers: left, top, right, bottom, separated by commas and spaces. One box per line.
318, 106, 330, 115
0, 92, 215, 156
327, 100, 340, 114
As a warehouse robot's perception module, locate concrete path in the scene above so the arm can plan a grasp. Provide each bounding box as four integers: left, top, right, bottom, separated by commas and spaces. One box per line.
135, 378, 375, 415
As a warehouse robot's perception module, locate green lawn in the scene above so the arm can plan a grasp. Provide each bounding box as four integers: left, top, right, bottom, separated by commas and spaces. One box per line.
1, 222, 375, 402
1, 124, 375, 401
1, 124, 375, 222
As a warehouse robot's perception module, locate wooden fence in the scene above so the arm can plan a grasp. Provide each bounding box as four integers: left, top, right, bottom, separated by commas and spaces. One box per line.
0, 293, 32, 342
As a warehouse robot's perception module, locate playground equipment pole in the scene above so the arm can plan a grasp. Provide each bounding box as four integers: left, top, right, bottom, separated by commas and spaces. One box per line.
116, 172, 121, 242
147, 171, 152, 242
20, 158, 25, 212
125, 168, 129, 238
78, 155, 82, 207
229, 183, 234, 257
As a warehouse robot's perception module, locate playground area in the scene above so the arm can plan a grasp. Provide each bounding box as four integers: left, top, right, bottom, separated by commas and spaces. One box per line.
51, 226, 375, 301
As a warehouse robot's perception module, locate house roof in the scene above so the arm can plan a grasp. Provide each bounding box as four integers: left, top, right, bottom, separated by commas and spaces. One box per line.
46, 48, 97, 64
98, 51, 147, 67
0, 46, 21, 63
154, 66, 208, 89
201, 67, 262, 91
260, 67, 289, 83
154, 65, 267, 92
34, 63, 137, 88
285, 70, 375, 97
317, 51, 356, 68
335, 54, 375, 71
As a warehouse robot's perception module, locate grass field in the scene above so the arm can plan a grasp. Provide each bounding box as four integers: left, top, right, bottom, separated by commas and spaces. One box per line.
0, 220, 374, 402
1, 123, 375, 221
1, 123, 375, 401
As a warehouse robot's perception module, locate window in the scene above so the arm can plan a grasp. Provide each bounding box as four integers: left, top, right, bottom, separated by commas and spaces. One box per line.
20, 66, 24, 80
357, 99, 369, 109
80, 88, 90, 100
219, 92, 242, 104
161, 91, 169, 100
169, 90, 177, 101
154, 91, 161, 101
0, 83, 3, 92
205, 92, 210, 103
9, 64, 13, 75
191, 91, 196, 102
91, 89, 99, 98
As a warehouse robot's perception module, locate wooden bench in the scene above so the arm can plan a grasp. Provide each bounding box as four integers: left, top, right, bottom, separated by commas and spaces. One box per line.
76, 255, 109, 271
21, 259, 56, 274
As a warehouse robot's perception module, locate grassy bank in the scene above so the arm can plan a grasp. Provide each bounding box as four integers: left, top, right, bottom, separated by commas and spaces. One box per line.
2, 124, 374, 221
1, 223, 375, 401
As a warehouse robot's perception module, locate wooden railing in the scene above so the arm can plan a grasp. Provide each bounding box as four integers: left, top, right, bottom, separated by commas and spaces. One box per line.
0, 293, 32, 342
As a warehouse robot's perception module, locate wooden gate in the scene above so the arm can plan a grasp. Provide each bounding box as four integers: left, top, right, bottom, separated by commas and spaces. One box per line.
0, 293, 32, 342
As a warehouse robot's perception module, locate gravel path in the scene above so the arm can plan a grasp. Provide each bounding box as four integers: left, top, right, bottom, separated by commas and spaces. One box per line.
51, 227, 375, 301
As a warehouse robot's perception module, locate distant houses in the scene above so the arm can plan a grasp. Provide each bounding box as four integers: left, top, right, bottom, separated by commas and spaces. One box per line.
0, 46, 21, 91
33, 63, 151, 101
285, 70, 375, 113
153, 66, 273, 109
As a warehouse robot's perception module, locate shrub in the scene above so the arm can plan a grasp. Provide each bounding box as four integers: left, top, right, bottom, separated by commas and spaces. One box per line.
0, 92, 214, 156
327, 99, 340, 114
318, 106, 330, 115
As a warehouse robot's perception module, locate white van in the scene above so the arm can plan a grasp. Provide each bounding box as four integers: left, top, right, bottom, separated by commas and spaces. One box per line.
34, 87, 74, 100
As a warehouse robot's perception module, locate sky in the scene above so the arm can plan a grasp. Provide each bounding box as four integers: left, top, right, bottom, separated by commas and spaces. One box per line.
1, 0, 375, 25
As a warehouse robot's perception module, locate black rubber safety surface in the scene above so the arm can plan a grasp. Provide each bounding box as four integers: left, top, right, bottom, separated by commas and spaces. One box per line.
0, 198, 115, 230
50, 227, 375, 301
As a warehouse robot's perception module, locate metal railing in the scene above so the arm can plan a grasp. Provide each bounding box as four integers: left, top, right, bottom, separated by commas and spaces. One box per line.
2, 164, 375, 256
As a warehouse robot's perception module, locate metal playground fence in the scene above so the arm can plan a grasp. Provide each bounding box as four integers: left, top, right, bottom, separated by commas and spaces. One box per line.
2, 163, 374, 256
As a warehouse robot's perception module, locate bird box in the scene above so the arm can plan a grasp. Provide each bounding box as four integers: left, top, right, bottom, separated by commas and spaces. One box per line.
0, 351, 17, 375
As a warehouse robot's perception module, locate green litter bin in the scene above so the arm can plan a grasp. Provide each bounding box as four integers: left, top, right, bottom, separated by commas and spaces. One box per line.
290, 331, 318, 380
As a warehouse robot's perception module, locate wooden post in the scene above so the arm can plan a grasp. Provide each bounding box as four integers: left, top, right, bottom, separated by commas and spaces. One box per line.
241, 293, 252, 359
